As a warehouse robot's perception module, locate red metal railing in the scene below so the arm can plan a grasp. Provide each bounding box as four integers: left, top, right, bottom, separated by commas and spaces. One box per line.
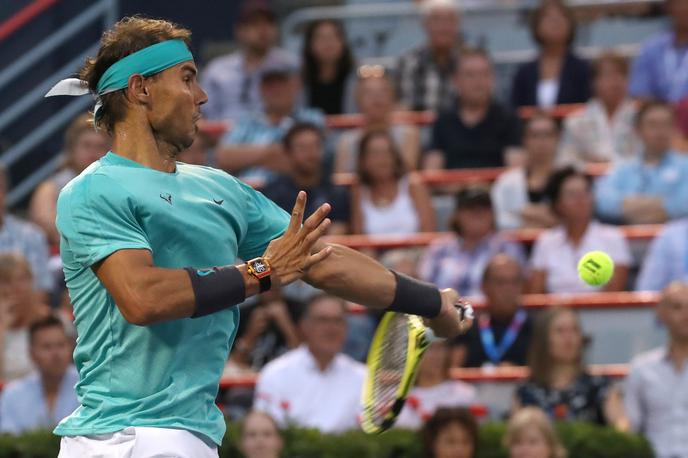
0, 0, 58, 42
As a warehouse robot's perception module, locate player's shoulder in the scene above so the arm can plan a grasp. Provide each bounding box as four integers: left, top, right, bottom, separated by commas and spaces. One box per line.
58, 162, 123, 206
177, 162, 247, 189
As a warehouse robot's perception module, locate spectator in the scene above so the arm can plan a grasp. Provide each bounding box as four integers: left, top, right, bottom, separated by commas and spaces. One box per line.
595, 101, 688, 224
514, 308, 627, 428
351, 130, 435, 235
201, 4, 297, 122
530, 167, 631, 294
451, 254, 533, 368
230, 289, 301, 371
262, 123, 350, 235
335, 66, 420, 173
511, 0, 590, 109
492, 112, 559, 230
629, 0, 688, 103
396, 340, 477, 429
253, 295, 365, 433
239, 410, 284, 458
420, 407, 478, 458
505, 407, 567, 458
302, 19, 356, 115
1, 253, 50, 381
396, 0, 461, 113
217, 60, 325, 179
29, 113, 108, 247
636, 218, 688, 291
0, 165, 53, 295
426, 48, 522, 170
0, 315, 78, 434
419, 187, 525, 297
559, 52, 639, 166
625, 281, 688, 458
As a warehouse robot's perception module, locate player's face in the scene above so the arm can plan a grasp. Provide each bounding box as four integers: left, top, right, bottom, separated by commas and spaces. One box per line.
301, 298, 347, 360
432, 422, 475, 458
70, 130, 108, 173
30, 326, 73, 380
509, 426, 552, 458
424, 9, 459, 51
240, 412, 283, 458
287, 130, 322, 176
548, 311, 582, 365
147, 62, 207, 154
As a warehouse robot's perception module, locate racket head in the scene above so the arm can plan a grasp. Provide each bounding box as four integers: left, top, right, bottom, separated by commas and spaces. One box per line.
360, 312, 429, 434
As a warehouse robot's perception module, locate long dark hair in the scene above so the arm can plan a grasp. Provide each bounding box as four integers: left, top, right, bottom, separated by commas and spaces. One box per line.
302, 19, 354, 86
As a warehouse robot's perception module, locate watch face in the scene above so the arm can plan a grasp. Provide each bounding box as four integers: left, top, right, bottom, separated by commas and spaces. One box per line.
253, 261, 267, 274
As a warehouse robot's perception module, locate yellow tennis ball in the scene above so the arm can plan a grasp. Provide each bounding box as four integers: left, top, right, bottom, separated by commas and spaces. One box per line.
578, 251, 614, 286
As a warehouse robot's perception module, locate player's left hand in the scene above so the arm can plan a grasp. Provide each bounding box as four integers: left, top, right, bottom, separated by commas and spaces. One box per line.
264, 191, 333, 286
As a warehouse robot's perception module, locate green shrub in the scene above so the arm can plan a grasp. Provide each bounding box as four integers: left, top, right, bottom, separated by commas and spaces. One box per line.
0, 421, 653, 458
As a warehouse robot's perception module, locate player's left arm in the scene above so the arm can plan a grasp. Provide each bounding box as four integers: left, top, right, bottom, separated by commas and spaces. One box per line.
302, 241, 468, 338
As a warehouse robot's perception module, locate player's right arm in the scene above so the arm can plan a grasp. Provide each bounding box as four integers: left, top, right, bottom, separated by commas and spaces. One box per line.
92, 191, 332, 326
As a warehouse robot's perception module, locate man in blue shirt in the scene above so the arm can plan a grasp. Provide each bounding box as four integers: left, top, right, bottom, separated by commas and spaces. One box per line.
46, 17, 469, 457
217, 60, 325, 180
0, 315, 79, 434
629, 0, 688, 102
595, 101, 688, 224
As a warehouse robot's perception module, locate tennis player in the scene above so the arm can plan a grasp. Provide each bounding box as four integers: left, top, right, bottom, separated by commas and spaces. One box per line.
48, 17, 470, 457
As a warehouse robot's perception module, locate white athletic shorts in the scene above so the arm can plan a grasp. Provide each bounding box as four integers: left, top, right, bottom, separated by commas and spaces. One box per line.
57, 426, 219, 458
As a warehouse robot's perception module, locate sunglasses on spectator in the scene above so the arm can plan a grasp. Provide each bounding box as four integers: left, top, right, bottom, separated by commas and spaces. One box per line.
357, 64, 387, 79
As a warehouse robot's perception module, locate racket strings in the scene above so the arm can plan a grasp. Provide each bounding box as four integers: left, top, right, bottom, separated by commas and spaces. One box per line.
369, 314, 409, 425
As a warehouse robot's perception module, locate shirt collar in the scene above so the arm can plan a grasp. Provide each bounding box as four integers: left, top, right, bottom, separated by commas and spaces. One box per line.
299, 345, 340, 373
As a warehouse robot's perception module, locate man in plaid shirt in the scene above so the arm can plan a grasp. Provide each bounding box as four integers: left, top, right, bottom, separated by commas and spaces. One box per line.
395, 0, 461, 113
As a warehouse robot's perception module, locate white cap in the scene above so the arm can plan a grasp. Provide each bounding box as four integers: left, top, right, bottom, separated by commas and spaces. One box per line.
419, 0, 461, 16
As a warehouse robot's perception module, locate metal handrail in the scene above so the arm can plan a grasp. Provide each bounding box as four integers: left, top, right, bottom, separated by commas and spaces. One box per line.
281, 0, 663, 40
0, 0, 118, 207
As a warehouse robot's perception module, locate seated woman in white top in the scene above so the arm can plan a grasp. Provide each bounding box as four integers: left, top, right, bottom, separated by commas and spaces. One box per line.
528, 167, 631, 293
396, 340, 477, 430
492, 112, 559, 230
29, 113, 108, 247
334, 65, 420, 173
558, 52, 639, 166
351, 130, 435, 235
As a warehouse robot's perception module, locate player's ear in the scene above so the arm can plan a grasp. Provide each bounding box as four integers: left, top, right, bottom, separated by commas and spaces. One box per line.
128, 74, 150, 106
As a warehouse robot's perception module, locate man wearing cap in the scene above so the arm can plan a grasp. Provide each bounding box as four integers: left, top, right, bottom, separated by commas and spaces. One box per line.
395, 0, 462, 113
46, 16, 471, 457
201, 4, 298, 123
216, 58, 324, 179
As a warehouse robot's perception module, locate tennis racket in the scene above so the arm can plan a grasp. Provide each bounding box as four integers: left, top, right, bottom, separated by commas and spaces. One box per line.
360, 301, 474, 434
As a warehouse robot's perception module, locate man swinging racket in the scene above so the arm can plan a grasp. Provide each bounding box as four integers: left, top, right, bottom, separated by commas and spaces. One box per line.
47, 17, 471, 457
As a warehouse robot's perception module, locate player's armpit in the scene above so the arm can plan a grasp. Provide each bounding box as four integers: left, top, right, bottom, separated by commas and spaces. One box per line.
93, 249, 195, 325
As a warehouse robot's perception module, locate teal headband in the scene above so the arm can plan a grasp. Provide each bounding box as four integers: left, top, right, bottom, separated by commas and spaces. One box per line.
96, 39, 194, 95
45, 39, 194, 123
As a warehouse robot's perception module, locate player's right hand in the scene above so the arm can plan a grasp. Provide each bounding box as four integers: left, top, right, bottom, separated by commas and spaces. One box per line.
426, 288, 474, 339
264, 191, 333, 286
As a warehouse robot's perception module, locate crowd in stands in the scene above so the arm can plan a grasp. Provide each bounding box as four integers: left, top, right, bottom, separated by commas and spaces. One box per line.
4, 0, 688, 457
